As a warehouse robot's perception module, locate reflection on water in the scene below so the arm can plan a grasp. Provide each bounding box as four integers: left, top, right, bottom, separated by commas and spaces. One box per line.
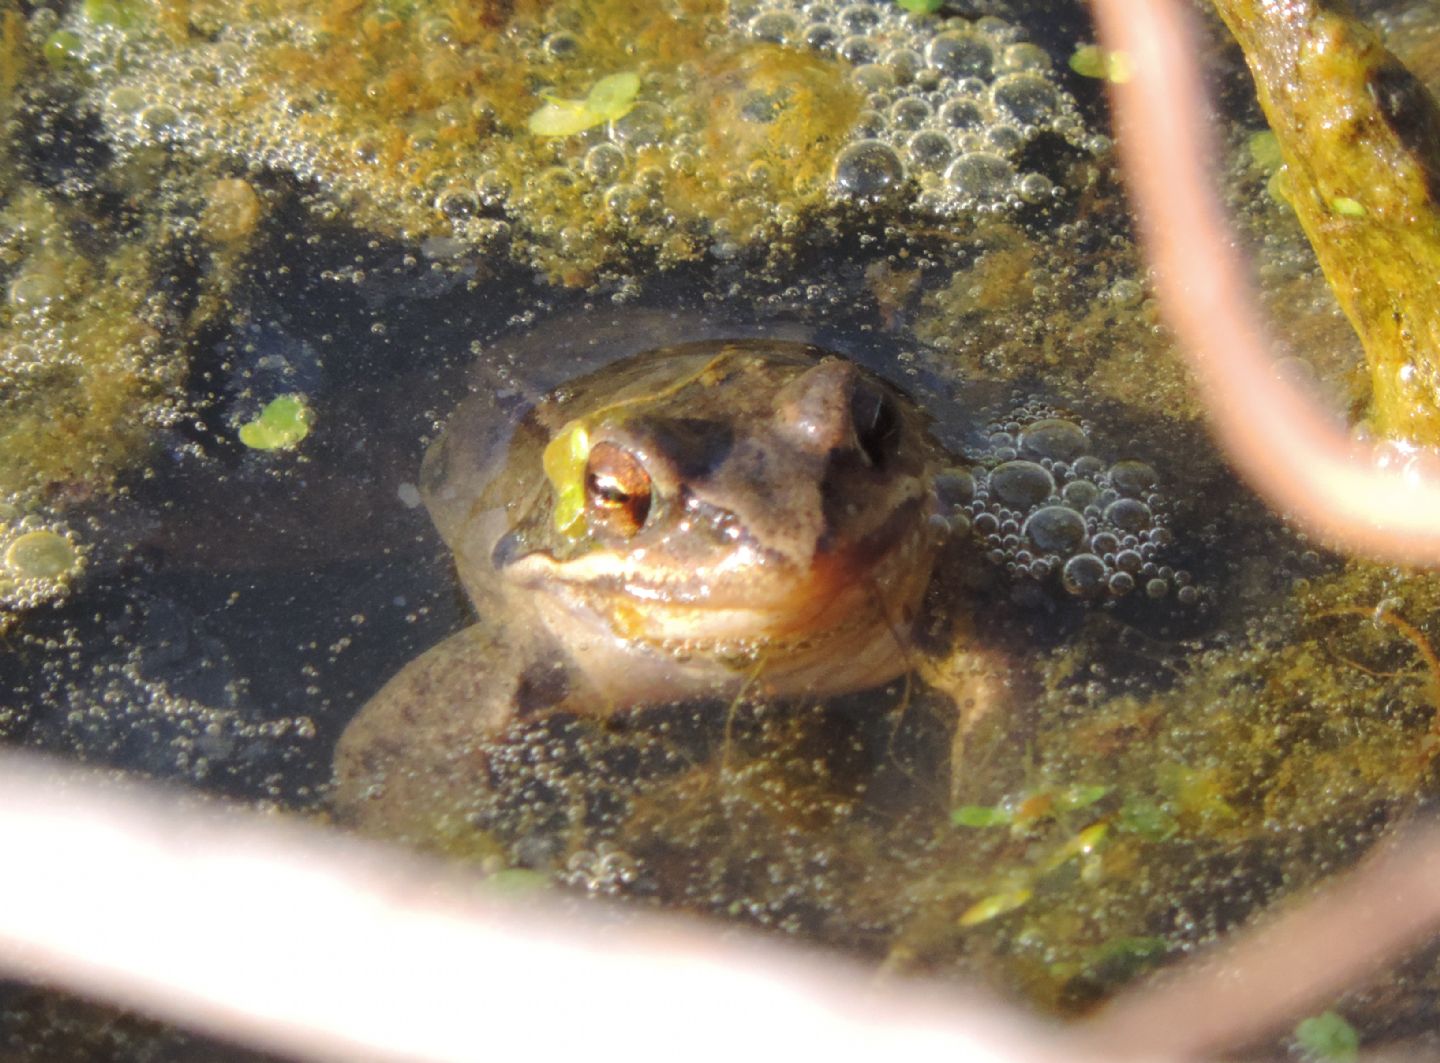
1, 0, 1439, 1057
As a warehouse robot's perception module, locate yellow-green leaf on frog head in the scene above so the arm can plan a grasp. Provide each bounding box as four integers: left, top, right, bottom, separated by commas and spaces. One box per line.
585, 72, 640, 121
543, 419, 591, 537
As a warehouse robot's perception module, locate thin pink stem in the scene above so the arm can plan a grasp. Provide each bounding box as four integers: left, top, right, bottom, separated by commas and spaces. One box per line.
1091, 0, 1440, 568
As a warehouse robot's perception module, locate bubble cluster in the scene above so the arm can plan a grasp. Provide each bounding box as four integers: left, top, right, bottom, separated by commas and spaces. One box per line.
53, 0, 1100, 284
0, 514, 84, 614
944, 404, 1196, 603
734, 0, 1093, 214
562, 842, 640, 895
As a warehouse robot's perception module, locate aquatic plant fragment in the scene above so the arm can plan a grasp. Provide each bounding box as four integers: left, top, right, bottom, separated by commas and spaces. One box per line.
1213, 0, 1440, 443
1292, 1010, 1359, 1063
239, 395, 312, 451
527, 72, 641, 137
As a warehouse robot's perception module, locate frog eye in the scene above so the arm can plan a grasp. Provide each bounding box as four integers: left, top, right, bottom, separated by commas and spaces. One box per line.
852, 384, 900, 467
585, 442, 652, 537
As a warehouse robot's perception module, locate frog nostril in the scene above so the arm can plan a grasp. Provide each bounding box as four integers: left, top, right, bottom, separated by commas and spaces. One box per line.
852, 384, 899, 467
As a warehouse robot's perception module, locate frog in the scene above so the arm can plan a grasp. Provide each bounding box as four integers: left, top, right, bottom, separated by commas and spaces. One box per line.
331, 337, 1002, 840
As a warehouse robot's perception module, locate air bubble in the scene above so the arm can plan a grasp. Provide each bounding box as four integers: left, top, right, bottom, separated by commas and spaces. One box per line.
1018, 418, 1089, 462
989, 460, 1054, 509
1145, 578, 1169, 599
832, 139, 906, 198
1104, 498, 1153, 533
1114, 548, 1143, 572
890, 97, 932, 130
852, 63, 895, 92
985, 125, 1024, 154
938, 98, 986, 130
883, 47, 924, 83
839, 3, 881, 31
1061, 480, 1099, 508
542, 31, 581, 56
1017, 172, 1053, 203
992, 72, 1059, 125
1109, 459, 1159, 497
1061, 553, 1107, 597
925, 31, 994, 79
585, 143, 626, 182
805, 21, 839, 50
1023, 505, 1087, 554
1000, 42, 1052, 71
1107, 571, 1135, 597
907, 130, 954, 171
5, 529, 77, 580
839, 34, 881, 65
437, 186, 478, 219
935, 467, 975, 507
944, 152, 1014, 200
750, 10, 798, 41
853, 108, 886, 137
140, 103, 180, 135
609, 102, 666, 147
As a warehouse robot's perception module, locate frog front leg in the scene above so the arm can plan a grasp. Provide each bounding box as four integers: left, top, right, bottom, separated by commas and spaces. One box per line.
331, 620, 588, 845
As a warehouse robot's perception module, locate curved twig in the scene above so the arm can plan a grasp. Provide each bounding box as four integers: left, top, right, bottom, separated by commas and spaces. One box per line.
1090, 0, 1440, 568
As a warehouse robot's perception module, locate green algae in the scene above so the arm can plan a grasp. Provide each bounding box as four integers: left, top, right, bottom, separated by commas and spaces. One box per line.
55, 0, 867, 283
1213, 0, 1440, 444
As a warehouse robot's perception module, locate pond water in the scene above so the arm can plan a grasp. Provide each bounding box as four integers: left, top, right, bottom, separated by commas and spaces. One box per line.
2, 0, 1440, 1057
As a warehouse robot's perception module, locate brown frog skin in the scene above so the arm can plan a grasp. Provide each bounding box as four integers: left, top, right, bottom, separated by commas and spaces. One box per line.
332, 339, 961, 838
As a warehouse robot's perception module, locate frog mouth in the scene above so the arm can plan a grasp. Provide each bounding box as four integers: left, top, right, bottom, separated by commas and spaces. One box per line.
503, 498, 939, 646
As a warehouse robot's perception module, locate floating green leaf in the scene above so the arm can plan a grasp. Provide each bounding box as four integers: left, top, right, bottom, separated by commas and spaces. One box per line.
896, 0, 944, 13
1054, 783, 1111, 812
1247, 129, 1283, 172
586, 72, 641, 120
239, 394, 312, 451
1293, 1011, 1359, 1063
951, 804, 1012, 828
1068, 43, 1131, 83
958, 885, 1031, 926
43, 30, 84, 69
528, 97, 601, 137
528, 72, 641, 137
1115, 795, 1179, 840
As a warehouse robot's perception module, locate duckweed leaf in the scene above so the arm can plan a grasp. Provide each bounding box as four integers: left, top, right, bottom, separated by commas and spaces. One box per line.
952, 804, 1012, 828
528, 97, 602, 137
238, 394, 312, 451
528, 72, 640, 137
1293, 1011, 1359, 1063
1247, 129, 1283, 172
958, 886, 1031, 926
1054, 783, 1111, 812
585, 72, 641, 120
1067, 44, 1131, 83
